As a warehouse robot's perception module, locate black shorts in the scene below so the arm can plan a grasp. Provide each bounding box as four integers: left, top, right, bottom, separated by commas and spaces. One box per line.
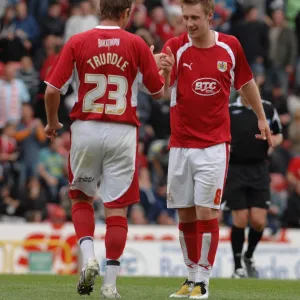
222, 161, 270, 210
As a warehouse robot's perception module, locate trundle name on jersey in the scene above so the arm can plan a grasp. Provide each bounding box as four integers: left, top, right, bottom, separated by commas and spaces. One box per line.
87, 52, 129, 72
192, 78, 221, 96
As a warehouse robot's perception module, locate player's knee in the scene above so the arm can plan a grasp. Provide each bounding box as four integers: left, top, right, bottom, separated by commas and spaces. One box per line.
196, 206, 218, 220
177, 207, 197, 223
233, 218, 248, 228
250, 217, 266, 232
105, 206, 128, 218
232, 211, 248, 228
72, 198, 93, 206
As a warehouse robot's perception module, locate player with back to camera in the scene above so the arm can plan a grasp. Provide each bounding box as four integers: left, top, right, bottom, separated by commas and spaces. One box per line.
43, 0, 174, 298
160, 0, 273, 298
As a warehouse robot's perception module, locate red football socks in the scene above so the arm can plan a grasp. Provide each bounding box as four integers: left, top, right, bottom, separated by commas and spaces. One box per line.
105, 216, 128, 260
179, 221, 198, 265
197, 218, 219, 267
71, 202, 95, 241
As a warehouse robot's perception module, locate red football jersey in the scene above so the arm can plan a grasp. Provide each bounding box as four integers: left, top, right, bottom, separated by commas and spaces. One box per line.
162, 31, 253, 148
45, 26, 164, 126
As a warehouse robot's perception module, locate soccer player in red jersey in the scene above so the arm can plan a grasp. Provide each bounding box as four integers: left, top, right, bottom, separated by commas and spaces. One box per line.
163, 1, 273, 299
43, 0, 174, 298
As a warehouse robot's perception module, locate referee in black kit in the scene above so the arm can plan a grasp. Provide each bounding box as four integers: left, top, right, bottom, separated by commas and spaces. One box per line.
223, 92, 283, 279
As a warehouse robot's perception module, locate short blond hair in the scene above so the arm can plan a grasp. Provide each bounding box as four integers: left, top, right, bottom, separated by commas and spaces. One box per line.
181, 0, 215, 15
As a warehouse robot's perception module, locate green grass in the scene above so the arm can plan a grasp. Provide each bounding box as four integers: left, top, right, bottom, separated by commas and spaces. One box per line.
0, 275, 299, 300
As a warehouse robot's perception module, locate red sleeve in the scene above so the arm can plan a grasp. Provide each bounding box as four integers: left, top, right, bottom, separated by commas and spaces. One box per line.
44, 38, 75, 95
162, 39, 177, 88
137, 38, 165, 95
233, 38, 253, 91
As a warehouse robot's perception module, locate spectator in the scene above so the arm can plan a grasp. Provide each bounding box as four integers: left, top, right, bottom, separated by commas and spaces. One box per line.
148, 179, 176, 225
282, 181, 300, 228
267, 84, 290, 138
13, 2, 39, 50
27, 0, 49, 19
0, 122, 20, 197
16, 56, 39, 103
15, 103, 46, 187
128, 7, 149, 34
35, 35, 61, 76
0, 5, 27, 62
40, 1, 65, 38
287, 87, 300, 115
295, 11, 300, 90
148, 139, 169, 186
266, 9, 297, 96
64, 1, 98, 43
232, 5, 269, 77
149, 6, 174, 45
37, 137, 67, 203
0, 62, 30, 128
63, 4, 81, 42
288, 109, 300, 156
213, 0, 235, 32
268, 173, 287, 235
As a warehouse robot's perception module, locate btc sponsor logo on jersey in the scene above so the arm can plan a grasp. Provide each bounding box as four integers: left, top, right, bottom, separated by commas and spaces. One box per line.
192, 78, 221, 96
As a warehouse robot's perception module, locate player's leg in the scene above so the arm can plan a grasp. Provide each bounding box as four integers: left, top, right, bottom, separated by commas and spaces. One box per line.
68, 121, 103, 295
244, 189, 269, 278
167, 148, 196, 298
98, 123, 138, 298
190, 144, 229, 299
222, 166, 248, 278
101, 206, 128, 299
231, 209, 248, 278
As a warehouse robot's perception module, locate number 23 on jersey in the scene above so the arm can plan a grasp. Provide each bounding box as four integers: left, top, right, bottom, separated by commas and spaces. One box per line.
83, 74, 128, 115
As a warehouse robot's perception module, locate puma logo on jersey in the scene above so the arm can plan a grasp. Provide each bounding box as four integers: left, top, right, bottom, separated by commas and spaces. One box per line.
183, 63, 193, 70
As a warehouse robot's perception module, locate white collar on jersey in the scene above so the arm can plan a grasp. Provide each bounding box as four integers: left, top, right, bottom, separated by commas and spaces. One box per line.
96, 26, 121, 30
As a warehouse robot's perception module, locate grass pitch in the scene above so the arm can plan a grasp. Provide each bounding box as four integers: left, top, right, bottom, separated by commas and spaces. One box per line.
0, 275, 299, 300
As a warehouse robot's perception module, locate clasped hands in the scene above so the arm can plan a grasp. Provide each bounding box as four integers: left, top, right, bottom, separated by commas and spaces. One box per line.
150, 45, 174, 74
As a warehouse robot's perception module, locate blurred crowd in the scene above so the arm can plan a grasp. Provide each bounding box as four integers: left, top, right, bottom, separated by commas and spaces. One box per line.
0, 0, 300, 231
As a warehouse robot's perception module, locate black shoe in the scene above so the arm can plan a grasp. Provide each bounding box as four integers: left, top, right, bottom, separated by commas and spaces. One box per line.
243, 255, 259, 278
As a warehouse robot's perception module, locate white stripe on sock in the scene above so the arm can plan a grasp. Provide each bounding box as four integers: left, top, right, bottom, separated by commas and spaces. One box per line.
196, 233, 212, 283
179, 230, 198, 281
80, 238, 96, 267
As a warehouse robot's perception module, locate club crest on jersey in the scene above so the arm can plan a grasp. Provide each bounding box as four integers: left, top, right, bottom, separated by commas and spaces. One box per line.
217, 61, 227, 72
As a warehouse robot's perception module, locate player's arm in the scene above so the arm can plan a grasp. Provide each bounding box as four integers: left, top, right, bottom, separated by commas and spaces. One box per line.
240, 81, 272, 146
138, 39, 166, 99
44, 38, 75, 139
44, 86, 62, 140
270, 106, 283, 148
233, 38, 273, 147
158, 47, 174, 94
161, 40, 177, 89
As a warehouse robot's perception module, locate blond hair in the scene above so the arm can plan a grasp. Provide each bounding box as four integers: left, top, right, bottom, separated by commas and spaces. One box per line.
181, 0, 215, 15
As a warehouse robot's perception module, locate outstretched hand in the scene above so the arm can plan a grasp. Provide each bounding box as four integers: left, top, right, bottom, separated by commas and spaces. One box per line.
160, 46, 174, 73
150, 45, 174, 72
44, 122, 63, 141
255, 119, 273, 147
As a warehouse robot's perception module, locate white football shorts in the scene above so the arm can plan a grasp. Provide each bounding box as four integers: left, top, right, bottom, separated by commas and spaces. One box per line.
68, 120, 139, 208
167, 143, 229, 209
